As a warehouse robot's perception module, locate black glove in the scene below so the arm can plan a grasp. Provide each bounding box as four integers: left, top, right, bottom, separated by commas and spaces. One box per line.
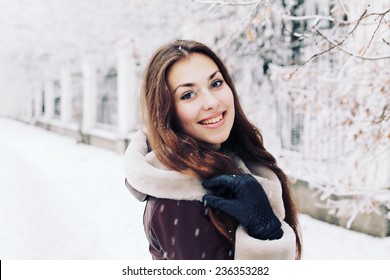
202, 174, 283, 240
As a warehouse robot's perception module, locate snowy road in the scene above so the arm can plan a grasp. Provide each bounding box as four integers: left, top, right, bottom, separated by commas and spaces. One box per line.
0, 118, 149, 259
1, 118, 389, 259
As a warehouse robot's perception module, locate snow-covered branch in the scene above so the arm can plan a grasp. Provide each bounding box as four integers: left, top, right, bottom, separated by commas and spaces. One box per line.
193, 0, 259, 6
288, 8, 390, 77
313, 28, 390, 61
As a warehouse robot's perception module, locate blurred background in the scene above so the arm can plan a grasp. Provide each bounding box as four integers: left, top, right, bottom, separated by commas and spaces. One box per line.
0, 0, 389, 259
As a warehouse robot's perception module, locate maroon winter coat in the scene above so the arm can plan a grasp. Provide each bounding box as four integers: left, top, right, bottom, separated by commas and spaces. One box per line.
144, 196, 234, 259
124, 130, 296, 260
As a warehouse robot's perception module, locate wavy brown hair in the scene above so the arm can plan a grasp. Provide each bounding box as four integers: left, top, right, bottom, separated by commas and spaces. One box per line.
140, 39, 302, 259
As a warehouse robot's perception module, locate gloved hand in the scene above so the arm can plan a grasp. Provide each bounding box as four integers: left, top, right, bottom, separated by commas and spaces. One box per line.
202, 174, 283, 240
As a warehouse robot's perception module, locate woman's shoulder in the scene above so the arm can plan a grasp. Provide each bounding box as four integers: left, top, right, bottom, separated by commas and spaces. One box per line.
241, 160, 280, 182
123, 130, 206, 201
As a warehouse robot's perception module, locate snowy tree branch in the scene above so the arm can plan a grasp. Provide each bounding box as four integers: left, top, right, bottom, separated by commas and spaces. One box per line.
289, 9, 390, 78
361, 10, 388, 56
313, 28, 390, 61
193, 0, 259, 6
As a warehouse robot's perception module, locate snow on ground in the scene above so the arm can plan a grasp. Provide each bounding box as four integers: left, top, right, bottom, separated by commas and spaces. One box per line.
0, 117, 389, 260
0, 118, 149, 259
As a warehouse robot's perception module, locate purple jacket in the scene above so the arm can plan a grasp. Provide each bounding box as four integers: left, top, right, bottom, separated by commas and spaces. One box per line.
144, 196, 234, 259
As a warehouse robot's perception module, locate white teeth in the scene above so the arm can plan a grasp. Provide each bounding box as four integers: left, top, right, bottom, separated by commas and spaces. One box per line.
200, 114, 223, 125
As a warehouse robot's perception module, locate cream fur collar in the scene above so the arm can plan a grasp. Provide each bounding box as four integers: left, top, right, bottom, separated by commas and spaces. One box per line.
123, 130, 285, 219
124, 130, 206, 201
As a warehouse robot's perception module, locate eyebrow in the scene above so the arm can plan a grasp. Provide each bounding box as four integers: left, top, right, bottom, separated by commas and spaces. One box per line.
172, 70, 221, 94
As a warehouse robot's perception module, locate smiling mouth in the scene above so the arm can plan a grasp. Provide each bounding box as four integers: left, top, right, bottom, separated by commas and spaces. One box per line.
199, 112, 225, 125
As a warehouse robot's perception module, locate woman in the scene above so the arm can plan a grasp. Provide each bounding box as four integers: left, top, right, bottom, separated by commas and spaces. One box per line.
124, 39, 302, 260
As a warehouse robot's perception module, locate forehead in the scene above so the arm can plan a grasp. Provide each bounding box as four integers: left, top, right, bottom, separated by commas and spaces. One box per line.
167, 53, 219, 87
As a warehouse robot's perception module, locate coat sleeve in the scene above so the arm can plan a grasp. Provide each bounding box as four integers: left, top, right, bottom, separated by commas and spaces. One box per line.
234, 222, 296, 259
145, 197, 233, 260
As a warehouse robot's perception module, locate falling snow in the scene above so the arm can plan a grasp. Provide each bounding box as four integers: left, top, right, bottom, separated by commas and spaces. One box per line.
159, 204, 165, 213
0, 0, 389, 260
194, 228, 200, 237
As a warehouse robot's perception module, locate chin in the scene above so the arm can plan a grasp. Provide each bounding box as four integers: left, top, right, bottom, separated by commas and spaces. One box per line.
205, 135, 230, 146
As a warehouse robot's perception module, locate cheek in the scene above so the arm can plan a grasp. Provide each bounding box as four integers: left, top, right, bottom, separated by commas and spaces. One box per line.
223, 89, 235, 110
174, 104, 197, 128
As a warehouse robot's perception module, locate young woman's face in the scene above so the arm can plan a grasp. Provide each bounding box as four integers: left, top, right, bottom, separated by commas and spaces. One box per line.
168, 53, 235, 146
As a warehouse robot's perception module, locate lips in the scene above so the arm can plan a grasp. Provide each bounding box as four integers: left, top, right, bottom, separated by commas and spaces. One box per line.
198, 112, 225, 125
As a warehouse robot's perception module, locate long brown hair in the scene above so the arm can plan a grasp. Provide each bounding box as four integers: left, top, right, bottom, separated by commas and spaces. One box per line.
140, 39, 302, 259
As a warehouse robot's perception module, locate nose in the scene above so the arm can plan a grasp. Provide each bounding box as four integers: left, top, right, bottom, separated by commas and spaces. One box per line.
201, 89, 219, 110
